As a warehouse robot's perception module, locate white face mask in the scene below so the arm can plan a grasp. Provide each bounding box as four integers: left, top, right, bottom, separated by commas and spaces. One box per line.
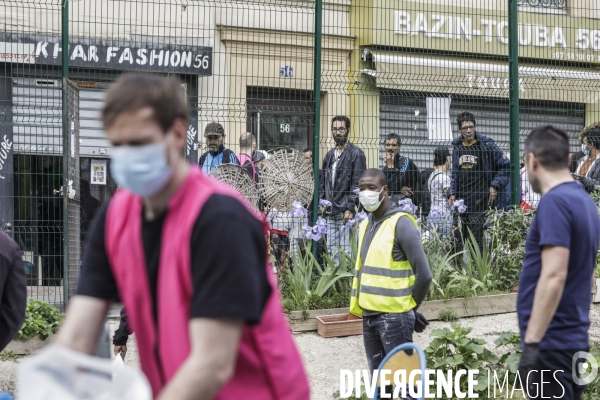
359, 187, 384, 212
110, 135, 174, 197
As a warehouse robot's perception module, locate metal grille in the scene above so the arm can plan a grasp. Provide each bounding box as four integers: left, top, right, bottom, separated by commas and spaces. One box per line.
0, 0, 599, 312
64, 78, 80, 304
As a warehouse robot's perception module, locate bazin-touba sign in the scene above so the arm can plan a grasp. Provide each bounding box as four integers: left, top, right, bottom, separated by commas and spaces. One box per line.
0, 35, 212, 75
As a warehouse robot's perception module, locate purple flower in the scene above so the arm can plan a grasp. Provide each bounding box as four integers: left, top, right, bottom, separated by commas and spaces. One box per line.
416, 218, 421, 224
319, 199, 332, 208
398, 198, 418, 214
290, 201, 308, 217
355, 211, 368, 222
452, 199, 467, 213
302, 225, 313, 238
312, 233, 322, 242
344, 219, 356, 229
429, 206, 442, 220
314, 217, 329, 234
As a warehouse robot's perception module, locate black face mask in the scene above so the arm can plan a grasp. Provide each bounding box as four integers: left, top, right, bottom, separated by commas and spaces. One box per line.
334, 135, 348, 146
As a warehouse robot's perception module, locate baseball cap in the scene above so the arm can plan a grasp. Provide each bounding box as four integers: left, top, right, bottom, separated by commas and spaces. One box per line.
204, 122, 224, 137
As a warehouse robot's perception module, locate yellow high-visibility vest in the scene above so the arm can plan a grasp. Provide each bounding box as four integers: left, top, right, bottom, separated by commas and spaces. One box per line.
349, 212, 417, 317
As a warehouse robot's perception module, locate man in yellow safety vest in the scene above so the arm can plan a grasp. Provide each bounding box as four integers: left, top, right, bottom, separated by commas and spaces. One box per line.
350, 168, 432, 398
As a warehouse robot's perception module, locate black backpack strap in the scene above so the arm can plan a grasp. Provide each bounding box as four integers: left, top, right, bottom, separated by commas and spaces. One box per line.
222, 149, 232, 164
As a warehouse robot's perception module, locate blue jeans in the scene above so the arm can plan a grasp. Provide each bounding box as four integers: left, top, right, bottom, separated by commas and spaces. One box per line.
325, 217, 351, 264
363, 311, 416, 399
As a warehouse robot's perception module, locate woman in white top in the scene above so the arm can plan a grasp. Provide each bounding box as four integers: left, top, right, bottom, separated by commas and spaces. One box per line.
427, 147, 452, 235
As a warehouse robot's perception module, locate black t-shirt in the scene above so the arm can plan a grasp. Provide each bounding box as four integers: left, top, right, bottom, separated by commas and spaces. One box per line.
77, 194, 270, 325
456, 141, 488, 212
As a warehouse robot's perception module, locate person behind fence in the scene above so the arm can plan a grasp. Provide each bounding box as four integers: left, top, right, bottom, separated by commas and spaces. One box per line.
198, 122, 240, 174
51, 74, 310, 400
238, 132, 258, 182
320, 115, 366, 260
427, 147, 452, 235
447, 111, 509, 251
350, 168, 432, 399
517, 125, 600, 400
382, 133, 420, 205
266, 205, 292, 268
0, 230, 26, 352
573, 122, 600, 194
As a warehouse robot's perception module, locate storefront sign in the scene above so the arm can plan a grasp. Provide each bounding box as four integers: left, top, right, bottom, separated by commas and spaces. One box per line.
0, 34, 212, 74
368, 0, 600, 64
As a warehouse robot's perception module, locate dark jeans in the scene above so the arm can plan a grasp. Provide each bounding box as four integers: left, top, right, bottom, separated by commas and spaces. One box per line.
453, 210, 486, 254
527, 349, 589, 400
363, 311, 416, 400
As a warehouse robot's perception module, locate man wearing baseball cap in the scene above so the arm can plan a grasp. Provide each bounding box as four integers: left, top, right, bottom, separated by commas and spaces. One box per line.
198, 122, 240, 173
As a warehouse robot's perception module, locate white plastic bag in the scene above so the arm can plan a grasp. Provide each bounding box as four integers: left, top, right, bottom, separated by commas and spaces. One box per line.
18, 344, 152, 400
113, 353, 125, 380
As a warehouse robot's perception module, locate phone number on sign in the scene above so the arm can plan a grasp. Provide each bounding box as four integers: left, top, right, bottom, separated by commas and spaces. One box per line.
553, 52, 600, 62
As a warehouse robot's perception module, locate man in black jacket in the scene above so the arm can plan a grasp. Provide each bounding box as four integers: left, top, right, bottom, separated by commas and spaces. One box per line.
382, 133, 421, 207
0, 231, 26, 351
448, 112, 510, 252
320, 116, 366, 261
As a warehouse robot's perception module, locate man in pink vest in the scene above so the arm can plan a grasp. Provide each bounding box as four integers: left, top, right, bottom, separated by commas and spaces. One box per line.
54, 74, 310, 400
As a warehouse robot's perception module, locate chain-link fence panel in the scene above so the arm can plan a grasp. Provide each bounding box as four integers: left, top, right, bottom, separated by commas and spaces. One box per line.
1, 0, 599, 290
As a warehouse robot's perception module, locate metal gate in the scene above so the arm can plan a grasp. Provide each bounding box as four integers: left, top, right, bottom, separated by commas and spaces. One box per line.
63, 78, 80, 306
380, 92, 586, 170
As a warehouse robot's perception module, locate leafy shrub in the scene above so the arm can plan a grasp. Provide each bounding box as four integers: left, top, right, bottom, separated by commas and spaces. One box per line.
17, 299, 63, 340
583, 342, 600, 400
438, 309, 459, 322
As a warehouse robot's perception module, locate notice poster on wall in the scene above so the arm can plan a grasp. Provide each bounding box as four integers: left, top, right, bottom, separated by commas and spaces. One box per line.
91, 160, 107, 185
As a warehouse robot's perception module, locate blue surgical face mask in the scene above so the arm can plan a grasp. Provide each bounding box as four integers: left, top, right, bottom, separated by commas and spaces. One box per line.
582, 143, 590, 156
110, 135, 174, 197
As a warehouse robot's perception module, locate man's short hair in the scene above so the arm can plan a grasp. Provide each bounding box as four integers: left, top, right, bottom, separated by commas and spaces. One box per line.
524, 125, 570, 171
102, 74, 188, 132
240, 132, 255, 147
385, 133, 401, 145
303, 147, 312, 153
331, 115, 351, 130
360, 168, 387, 187
457, 111, 476, 129
580, 122, 600, 149
433, 147, 450, 166
205, 122, 225, 137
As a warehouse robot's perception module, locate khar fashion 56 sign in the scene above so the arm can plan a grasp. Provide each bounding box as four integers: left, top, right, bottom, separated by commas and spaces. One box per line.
0, 35, 212, 75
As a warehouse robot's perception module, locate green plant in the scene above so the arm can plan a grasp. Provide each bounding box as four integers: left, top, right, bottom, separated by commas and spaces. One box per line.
425, 323, 499, 396
456, 229, 495, 292
583, 341, 600, 400
494, 332, 522, 374
284, 240, 353, 310
438, 309, 459, 322
17, 299, 63, 340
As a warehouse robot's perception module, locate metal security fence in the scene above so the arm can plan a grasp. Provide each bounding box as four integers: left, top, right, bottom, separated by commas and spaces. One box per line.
0, 0, 599, 308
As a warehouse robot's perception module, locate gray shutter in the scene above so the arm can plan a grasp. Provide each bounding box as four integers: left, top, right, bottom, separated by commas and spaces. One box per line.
79, 88, 112, 157
380, 93, 585, 170
12, 78, 62, 154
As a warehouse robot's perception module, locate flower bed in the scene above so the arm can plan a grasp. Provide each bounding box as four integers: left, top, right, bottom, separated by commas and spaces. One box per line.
287, 293, 518, 332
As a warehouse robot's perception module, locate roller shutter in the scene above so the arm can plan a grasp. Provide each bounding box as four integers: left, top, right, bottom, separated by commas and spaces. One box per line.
380, 92, 585, 170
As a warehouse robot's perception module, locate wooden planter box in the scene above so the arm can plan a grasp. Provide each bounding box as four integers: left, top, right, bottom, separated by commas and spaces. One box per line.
288, 293, 518, 333
317, 313, 362, 338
